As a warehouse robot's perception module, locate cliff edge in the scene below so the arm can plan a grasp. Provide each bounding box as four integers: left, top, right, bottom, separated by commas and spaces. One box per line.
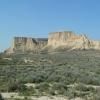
5, 31, 100, 54
47, 31, 100, 50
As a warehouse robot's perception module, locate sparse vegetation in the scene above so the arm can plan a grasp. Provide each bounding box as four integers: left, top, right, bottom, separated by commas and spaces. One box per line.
1, 50, 100, 99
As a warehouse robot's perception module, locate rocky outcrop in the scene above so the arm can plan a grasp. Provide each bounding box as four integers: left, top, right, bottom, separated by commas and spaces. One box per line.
5, 31, 100, 54
90, 41, 100, 49
47, 31, 100, 50
5, 37, 48, 54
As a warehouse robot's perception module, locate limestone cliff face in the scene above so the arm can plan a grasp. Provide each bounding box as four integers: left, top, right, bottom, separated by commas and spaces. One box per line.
5, 31, 100, 54
90, 41, 100, 49
5, 37, 48, 54
47, 31, 100, 50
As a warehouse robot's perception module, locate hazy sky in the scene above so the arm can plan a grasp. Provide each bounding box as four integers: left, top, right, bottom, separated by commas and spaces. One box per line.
0, 0, 100, 51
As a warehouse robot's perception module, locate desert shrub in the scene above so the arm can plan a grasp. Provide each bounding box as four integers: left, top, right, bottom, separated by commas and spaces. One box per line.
24, 96, 31, 100
31, 75, 46, 83
79, 75, 100, 85
66, 87, 90, 99
7, 81, 27, 92
31, 72, 47, 83
66, 88, 78, 99
47, 74, 62, 82
51, 82, 68, 95
0, 94, 4, 100
49, 89, 56, 95
20, 87, 36, 96
93, 94, 100, 100
35, 82, 50, 92
75, 84, 95, 92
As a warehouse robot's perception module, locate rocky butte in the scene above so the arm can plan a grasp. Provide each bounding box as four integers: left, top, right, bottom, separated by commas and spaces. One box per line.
5, 31, 100, 54
5, 37, 48, 54
47, 31, 100, 50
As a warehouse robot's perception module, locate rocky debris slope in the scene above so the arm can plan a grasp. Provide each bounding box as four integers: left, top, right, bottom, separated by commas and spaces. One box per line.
5, 31, 100, 54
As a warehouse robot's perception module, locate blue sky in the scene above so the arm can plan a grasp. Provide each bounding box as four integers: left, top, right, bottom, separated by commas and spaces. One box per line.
0, 0, 100, 51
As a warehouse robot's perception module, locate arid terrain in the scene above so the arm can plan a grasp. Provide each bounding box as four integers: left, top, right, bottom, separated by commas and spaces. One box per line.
0, 50, 100, 100
1, 32, 100, 100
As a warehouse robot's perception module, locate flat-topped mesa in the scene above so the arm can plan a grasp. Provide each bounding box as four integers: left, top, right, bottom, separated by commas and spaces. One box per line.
4, 31, 100, 54
48, 31, 94, 49
5, 37, 48, 54
48, 31, 76, 46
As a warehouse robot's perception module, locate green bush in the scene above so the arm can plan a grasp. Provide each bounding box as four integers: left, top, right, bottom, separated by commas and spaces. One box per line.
0, 94, 4, 100
75, 84, 95, 92
7, 81, 27, 92
51, 83, 68, 95
35, 82, 50, 92
20, 87, 36, 96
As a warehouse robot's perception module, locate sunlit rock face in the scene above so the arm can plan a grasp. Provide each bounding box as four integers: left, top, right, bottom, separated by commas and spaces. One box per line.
47, 31, 100, 50
47, 31, 91, 50
90, 41, 100, 50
